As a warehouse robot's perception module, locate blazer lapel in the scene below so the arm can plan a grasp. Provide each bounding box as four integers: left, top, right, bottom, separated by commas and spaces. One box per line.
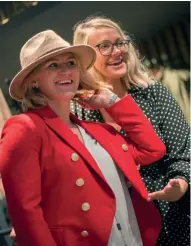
34, 107, 107, 183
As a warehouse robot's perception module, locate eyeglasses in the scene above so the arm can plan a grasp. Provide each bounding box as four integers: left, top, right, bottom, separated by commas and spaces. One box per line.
95, 39, 130, 56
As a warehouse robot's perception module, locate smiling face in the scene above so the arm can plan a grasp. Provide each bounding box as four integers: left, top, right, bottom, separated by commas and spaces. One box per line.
31, 52, 80, 102
88, 27, 128, 80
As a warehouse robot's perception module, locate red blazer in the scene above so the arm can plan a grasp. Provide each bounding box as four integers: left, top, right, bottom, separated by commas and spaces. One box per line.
0, 96, 166, 246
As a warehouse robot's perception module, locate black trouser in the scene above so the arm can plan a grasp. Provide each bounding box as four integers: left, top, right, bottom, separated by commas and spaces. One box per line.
0, 196, 12, 246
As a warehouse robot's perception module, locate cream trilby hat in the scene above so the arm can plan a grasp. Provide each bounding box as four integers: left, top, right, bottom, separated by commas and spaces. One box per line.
9, 30, 96, 101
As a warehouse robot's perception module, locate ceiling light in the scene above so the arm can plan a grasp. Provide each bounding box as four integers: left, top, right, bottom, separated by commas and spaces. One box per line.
31, 1, 38, 6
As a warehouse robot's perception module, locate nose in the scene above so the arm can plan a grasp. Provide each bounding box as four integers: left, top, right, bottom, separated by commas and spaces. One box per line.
59, 67, 73, 79
111, 45, 121, 56
59, 64, 71, 74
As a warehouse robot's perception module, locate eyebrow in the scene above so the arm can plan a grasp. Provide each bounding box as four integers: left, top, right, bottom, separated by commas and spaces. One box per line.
43, 55, 76, 65
96, 38, 122, 46
96, 40, 110, 46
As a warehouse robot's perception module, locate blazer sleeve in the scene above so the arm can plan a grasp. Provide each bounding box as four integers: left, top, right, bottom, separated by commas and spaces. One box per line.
105, 95, 166, 166
0, 115, 57, 246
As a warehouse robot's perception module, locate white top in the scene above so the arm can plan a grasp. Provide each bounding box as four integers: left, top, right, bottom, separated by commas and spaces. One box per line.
77, 125, 143, 246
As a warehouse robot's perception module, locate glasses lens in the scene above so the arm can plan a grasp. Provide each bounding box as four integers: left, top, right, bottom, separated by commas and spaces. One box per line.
116, 40, 129, 51
97, 40, 130, 56
99, 42, 112, 55
116, 40, 125, 47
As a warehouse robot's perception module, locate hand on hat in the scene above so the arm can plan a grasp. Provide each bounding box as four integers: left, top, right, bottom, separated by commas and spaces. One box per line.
74, 88, 120, 109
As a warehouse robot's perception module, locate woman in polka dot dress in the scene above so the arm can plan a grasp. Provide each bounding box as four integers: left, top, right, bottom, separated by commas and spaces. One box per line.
71, 16, 190, 246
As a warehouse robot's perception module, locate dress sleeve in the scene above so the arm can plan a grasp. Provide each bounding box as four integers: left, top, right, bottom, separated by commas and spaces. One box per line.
151, 82, 190, 184
0, 115, 57, 246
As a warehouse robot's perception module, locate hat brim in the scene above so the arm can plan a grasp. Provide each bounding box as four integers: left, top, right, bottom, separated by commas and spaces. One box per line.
9, 45, 96, 101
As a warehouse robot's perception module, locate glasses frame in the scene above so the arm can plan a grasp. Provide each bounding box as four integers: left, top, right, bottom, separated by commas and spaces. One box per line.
95, 39, 131, 56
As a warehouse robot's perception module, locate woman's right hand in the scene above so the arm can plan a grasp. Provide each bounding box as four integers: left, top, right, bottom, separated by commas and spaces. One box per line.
75, 88, 120, 109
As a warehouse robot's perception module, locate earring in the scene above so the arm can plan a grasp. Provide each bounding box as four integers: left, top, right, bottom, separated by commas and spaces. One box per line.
32, 83, 40, 93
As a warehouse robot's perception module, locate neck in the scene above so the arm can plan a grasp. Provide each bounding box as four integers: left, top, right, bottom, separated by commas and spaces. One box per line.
48, 100, 72, 125
106, 78, 127, 98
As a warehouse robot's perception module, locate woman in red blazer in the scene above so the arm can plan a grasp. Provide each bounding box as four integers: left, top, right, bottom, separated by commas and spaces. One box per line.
0, 30, 165, 246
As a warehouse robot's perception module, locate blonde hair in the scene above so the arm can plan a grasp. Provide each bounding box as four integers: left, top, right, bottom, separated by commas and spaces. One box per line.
73, 15, 154, 89
21, 54, 94, 112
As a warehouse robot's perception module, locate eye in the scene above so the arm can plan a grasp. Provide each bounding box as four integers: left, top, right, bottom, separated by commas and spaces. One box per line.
67, 59, 77, 67
116, 40, 124, 47
48, 62, 58, 68
99, 42, 111, 50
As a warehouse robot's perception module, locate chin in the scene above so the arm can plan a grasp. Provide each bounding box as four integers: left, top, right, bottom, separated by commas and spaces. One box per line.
109, 71, 126, 79
64, 91, 76, 100
107, 68, 127, 79
54, 91, 76, 101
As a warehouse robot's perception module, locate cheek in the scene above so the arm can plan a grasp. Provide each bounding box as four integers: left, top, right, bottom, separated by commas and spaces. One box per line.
74, 70, 80, 85
94, 55, 106, 71
37, 73, 55, 95
36, 72, 52, 87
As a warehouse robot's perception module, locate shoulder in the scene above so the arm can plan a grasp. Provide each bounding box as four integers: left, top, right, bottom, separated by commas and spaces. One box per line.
129, 81, 173, 104
130, 80, 167, 95
0, 113, 43, 172
1, 112, 44, 139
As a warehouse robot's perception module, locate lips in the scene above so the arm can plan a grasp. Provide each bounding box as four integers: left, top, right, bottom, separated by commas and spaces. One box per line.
56, 80, 73, 85
107, 57, 123, 66
108, 60, 123, 66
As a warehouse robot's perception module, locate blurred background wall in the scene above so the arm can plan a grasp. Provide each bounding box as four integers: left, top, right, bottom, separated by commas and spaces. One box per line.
0, 1, 190, 122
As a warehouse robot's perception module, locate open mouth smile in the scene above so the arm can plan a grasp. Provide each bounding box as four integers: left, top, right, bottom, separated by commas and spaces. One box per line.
56, 80, 73, 85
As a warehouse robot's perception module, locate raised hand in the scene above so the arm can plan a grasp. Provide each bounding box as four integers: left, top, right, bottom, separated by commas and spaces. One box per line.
74, 88, 119, 109
148, 178, 188, 202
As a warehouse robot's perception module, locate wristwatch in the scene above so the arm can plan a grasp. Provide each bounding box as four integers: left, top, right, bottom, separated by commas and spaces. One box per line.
105, 93, 119, 108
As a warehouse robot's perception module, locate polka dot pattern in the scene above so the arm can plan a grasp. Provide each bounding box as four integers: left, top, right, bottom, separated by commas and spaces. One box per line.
70, 81, 190, 245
